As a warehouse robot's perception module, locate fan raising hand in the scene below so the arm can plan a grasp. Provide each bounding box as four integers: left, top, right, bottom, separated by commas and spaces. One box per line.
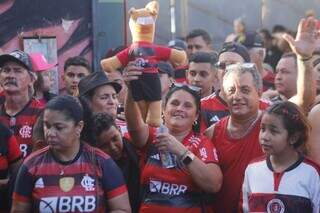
283, 17, 320, 59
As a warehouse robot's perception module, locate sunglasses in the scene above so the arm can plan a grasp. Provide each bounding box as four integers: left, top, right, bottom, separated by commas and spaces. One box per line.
215, 61, 237, 70
170, 83, 201, 96
226, 63, 256, 71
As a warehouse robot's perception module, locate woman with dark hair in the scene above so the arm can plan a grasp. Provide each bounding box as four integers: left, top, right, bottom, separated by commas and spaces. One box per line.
124, 62, 223, 212
77, 71, 127, 145
92, 112, 140, 213
11, 95, 131, 213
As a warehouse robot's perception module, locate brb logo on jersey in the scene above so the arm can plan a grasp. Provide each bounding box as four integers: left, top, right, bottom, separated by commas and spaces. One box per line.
149, 179, 187, 196
39, 196, 96, 212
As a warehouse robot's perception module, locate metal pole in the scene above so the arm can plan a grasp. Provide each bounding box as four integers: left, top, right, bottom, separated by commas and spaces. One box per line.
123, 0, 128, 46
170, 0, 176, 39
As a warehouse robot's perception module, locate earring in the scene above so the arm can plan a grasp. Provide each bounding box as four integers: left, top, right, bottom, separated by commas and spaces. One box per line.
193, 120, 198, 126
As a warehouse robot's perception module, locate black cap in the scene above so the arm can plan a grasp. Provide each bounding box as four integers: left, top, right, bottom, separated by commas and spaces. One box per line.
158, 61, 174, 77
78, 71, 122, 97
0, 50, 32, 71
236, 32, 264, 48
219, 42, 251, 62
168, 39, 187, 51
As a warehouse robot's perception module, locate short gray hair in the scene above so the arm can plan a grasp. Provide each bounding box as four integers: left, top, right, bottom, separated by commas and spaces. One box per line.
223, 63, 262, 92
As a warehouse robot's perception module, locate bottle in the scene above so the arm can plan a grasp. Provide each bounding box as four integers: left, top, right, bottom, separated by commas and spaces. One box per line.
156, 124, 177, 169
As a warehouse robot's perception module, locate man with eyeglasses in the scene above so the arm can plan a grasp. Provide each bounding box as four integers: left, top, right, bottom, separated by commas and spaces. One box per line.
199, 42, 270, 132
0, 50, 43, 158
205, 17, 316, 213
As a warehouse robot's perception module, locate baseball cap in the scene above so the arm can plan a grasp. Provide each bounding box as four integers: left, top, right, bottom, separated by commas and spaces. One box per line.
168, 39, 187, 51
236, 32, 264, 48
78, 71, 122, 97
0, 50, 32, 71
29, 53, 57, 72
219, 42, 251, 62
158, 61, 174, 77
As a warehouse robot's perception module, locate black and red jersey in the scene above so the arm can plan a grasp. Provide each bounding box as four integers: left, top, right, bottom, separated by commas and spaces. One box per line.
0, 98, 44, 158
174, 64, 188, 84
138, 127, 218, 213
200, 91, 229, 133
210, 116, 264, 213
13, 143, 127, 213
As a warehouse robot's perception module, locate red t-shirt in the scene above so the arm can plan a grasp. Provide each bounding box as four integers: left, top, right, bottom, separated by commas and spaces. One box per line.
139, 127, 218, 213
210, 116, 264, 213
116, 41, 172, 74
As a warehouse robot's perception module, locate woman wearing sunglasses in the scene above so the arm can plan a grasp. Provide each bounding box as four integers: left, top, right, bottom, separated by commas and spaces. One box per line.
124, 62, 222, 213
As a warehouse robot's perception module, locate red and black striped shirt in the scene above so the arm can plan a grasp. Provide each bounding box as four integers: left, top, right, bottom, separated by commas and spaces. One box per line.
0, 98, 44, 158
13, 143, 127, 212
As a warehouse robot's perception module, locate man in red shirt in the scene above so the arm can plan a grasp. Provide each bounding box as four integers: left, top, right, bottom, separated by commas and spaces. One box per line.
200, 42, 265, 132
0, 50, 43, 158
205, 17, 317, 213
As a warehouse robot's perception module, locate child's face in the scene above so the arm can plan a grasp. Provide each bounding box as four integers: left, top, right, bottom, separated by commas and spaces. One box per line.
259, 113, 291, 156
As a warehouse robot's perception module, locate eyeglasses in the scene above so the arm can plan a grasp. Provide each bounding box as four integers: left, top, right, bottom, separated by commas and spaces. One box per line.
226, 63, 256, 71
170, 83, 201, 96
215, 61, 238, 70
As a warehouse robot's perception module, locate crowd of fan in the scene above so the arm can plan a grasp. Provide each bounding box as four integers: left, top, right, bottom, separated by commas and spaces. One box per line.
0, 15, 320, 213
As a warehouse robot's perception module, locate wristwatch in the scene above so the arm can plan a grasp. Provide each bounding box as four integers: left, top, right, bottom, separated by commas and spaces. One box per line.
181, 151, 195, 166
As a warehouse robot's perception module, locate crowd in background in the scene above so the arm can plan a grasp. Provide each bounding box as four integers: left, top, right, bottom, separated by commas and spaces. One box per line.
0, 11, 320, 213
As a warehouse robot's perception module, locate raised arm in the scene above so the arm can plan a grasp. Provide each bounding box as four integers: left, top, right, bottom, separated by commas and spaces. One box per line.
123, 62, 150, 148
284, 17, 319, 112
